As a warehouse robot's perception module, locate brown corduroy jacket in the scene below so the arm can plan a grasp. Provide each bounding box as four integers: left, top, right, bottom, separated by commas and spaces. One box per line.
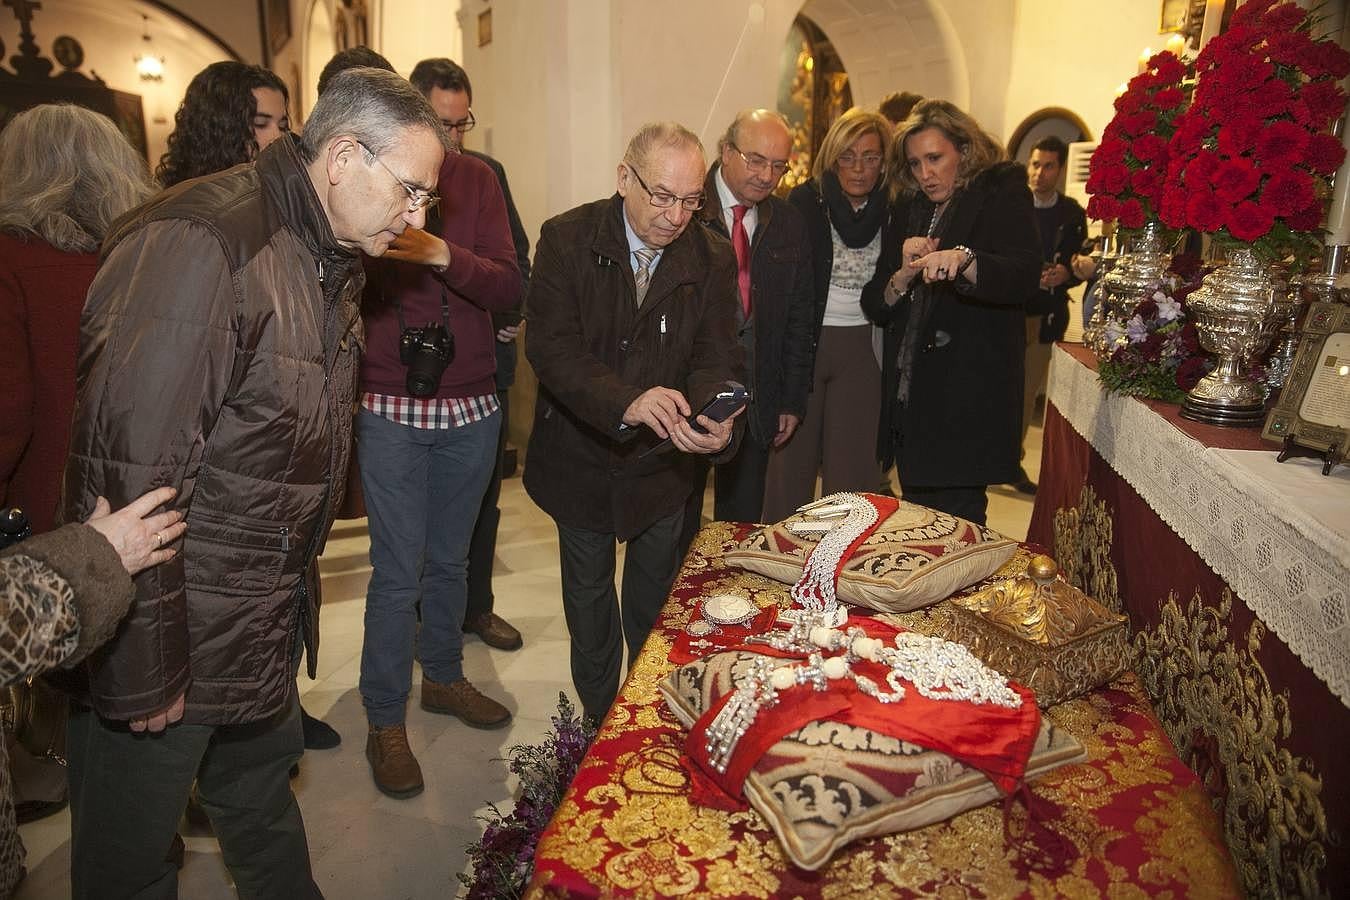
523, 195, 746, 541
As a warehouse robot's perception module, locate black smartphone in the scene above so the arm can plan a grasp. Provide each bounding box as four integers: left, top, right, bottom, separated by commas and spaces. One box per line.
638, 381, 749, 457
687, 382, 749, 433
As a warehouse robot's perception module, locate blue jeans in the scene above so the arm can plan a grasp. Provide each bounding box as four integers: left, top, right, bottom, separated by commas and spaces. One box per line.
357, 408, 500, 726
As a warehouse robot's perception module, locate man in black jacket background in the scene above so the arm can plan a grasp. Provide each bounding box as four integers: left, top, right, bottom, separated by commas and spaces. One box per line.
1019, 135, 1086, 494
680, 109, 814, 547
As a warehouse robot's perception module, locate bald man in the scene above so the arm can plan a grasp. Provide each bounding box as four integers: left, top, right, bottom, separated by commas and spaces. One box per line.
681, 109, 814, 549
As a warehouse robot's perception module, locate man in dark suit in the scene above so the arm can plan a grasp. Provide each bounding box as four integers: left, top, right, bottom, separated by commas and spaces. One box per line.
524, 122, 745, 723
681, 109, 814, 547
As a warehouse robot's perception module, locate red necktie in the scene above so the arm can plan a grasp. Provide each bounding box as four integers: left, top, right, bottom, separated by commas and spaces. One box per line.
731, 204, 751, 317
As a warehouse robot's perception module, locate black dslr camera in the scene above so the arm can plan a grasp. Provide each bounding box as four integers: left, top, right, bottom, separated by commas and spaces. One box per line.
394, 291, 455, 398
399, 323, 454, 397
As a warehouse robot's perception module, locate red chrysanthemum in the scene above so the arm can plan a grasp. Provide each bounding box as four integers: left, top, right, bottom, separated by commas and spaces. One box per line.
1184, 149, 1222, 186
1117, 198, 1146, 229
1304, 40, 1350, 79
1230, 0, 1279, 27
1152, 87, 1185, 110
1217, 115, 1264, 158
1130, 133, 1168, 164
1085, 194, 1118, 222
1301, 80, 1347, 127
1261, 170, 1317, 217
1130, 166, 1163, 200
1286, 202, 1325, 231
1227, 200, 1276, 242
1159, 186, 1188, 228
1211, 157, 1261, 203
1305, 132, 1347, 175
1186, 190, 1226, 232
1254, 120, 1312, 168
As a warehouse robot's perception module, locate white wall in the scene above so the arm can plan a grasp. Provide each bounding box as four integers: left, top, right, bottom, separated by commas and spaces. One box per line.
378, 0, 462, 77
1000, 1, 1164, 142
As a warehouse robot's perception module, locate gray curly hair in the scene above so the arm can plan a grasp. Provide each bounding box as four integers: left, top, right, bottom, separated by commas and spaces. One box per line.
0, 104, 152, 253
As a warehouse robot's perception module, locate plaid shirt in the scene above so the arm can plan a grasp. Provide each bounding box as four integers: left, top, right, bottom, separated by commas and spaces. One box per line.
361, 391, 499, 429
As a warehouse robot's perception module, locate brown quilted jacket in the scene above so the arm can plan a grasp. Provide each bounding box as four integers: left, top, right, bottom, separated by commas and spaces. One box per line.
60, 136, 363, 725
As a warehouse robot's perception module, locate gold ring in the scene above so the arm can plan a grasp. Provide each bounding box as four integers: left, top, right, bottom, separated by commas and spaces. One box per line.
153, 532, 162, 547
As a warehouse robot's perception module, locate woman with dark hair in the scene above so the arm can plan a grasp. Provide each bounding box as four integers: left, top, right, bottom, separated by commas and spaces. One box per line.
761, 108, 896, 522
861, 99, 1041, 525
156, 60, 290, 188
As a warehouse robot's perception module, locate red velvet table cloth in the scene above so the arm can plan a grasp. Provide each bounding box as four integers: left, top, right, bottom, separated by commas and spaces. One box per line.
1028, 343, 1349, 899
527, 523, 1239, 899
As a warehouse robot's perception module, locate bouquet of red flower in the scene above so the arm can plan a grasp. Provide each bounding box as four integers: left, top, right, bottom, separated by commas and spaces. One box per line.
1158, 0, 1350, 265
1086, 51, 1190, 230
1097, 254, 1211, 402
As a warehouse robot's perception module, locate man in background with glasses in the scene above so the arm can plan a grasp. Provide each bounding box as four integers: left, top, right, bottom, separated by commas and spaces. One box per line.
680, 109, 814, 553
409, 57, 533, 657
343, 54, 521, 800
523, 122, 745, 725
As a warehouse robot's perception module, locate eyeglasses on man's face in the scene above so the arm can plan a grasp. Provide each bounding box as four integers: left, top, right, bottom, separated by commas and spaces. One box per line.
627, 165, 704, 211
359, 141, 440, 212
441, 109, 476, 133
837, 151, 884, 170
729, 143, 789, 178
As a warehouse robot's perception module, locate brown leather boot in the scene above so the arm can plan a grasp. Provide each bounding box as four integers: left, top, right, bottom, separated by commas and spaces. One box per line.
421, 677, 512, 729
464, 612, 523, 651
365, 724, 424, 798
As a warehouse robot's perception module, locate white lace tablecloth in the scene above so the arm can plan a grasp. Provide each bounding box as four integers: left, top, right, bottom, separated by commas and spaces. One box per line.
1048, 345, 1350, 707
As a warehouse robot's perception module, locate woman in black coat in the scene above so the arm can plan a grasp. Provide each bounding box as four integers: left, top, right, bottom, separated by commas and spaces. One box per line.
762, 108, 895, 523
861, 100, 1040, 525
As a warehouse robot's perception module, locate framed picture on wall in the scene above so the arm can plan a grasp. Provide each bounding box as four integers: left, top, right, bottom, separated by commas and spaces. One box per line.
260, 0, 293, 60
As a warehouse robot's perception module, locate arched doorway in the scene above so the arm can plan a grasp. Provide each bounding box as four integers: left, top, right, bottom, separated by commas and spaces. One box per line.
777, 14, 852, 194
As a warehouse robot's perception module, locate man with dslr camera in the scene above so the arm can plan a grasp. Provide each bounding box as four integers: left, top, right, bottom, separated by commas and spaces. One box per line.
357, 95, 520, 799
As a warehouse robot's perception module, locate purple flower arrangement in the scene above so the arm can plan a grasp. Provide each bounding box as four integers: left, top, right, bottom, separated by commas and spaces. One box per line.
1097, 253, 1213, 403
457, 693, 597, 899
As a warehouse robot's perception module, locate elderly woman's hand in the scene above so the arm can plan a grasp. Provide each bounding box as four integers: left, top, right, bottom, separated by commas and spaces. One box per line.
86, 486, 185, 576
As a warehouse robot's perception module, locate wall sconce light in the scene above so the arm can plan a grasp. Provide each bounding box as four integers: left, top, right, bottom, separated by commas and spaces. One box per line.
134, 14, 164, 81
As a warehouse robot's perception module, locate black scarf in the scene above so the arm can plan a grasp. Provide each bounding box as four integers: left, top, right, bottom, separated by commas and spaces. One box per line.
820, 171, 889, 248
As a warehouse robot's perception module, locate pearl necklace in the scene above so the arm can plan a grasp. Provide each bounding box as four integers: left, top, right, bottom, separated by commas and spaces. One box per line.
704, 625, 1021, 774
787, 493, 881, 614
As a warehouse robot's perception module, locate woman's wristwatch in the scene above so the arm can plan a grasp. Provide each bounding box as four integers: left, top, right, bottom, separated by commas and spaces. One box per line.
953, 245, 976, 275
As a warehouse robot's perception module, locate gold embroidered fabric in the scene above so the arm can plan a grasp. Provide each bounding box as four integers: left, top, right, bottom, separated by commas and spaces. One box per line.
527, 526, 1240, 899
1136, 589, 1330, 900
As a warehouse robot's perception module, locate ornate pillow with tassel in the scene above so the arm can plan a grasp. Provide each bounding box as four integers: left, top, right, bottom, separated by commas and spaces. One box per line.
660, 650, 1086, 871
724, 499, 1017, 614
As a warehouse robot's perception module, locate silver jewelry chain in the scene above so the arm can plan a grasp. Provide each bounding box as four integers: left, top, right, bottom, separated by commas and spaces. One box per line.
703, 628, 1020, 774
790, 492, 878, 614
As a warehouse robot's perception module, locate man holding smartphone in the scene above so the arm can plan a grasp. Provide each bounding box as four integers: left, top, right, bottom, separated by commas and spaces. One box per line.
524, 122, 746, 724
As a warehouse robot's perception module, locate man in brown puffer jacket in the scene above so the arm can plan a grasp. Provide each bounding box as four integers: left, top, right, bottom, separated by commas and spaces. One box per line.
59, 68, 448, 899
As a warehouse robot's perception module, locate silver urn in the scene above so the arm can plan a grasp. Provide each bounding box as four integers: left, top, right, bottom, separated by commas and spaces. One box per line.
1084, 220, 1174, 360
1180, 247, 1299, 427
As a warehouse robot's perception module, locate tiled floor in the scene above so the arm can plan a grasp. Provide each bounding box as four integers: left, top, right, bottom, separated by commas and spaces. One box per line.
16, 420, 1042, 898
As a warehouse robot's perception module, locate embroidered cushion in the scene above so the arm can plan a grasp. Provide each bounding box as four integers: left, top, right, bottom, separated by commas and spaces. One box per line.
660, 650, 1086, 871
724, 500, 1017, 614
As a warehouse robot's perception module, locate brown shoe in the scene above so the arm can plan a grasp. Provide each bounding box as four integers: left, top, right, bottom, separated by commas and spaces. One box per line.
464, 612, 523, 651
365, 724, 424, 798
421, 677, 512, 729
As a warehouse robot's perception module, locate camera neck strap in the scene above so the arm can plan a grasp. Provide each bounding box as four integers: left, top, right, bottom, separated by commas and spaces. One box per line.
392, 287, 452, 333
